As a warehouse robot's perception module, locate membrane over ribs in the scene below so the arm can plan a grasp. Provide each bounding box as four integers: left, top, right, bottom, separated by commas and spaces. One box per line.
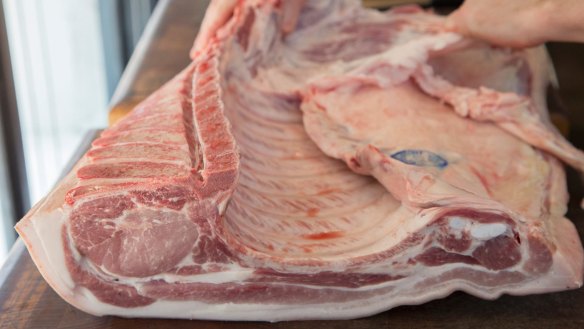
16, 0, 584, 321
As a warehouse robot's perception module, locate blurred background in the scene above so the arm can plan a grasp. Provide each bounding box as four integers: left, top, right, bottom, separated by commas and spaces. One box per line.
0, 0, 159, 265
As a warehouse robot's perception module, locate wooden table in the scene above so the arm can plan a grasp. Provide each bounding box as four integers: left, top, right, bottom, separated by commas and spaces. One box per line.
2, 0, 584, 328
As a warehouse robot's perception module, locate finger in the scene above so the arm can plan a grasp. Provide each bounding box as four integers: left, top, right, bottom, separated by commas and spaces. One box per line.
193, 0, 239, 54
444, 9, 463, 33
281, 0, 307, 34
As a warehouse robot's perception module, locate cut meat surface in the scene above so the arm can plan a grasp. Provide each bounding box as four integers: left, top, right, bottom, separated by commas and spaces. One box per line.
15, 0, 584, 321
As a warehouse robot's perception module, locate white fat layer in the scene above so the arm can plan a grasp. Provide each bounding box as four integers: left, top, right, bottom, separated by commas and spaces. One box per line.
448, 216, 508, 241
448, 217, 467, 230
109, 265, 254, 285
69, 248, 583, 321
32, 208, 75, 289
470, 223, 508, 240
15, 206, 86, 312
158, 269, 253, 284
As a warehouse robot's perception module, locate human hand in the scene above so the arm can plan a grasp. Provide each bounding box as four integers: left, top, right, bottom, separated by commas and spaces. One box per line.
192, 0, 306, 56
445, 0, 553, 48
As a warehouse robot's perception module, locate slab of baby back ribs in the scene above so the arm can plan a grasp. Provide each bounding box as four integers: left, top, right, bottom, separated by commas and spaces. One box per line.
15, 0, 584, 321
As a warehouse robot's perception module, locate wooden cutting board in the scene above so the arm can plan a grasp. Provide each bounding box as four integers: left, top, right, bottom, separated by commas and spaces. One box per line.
2, 0, 584, 328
